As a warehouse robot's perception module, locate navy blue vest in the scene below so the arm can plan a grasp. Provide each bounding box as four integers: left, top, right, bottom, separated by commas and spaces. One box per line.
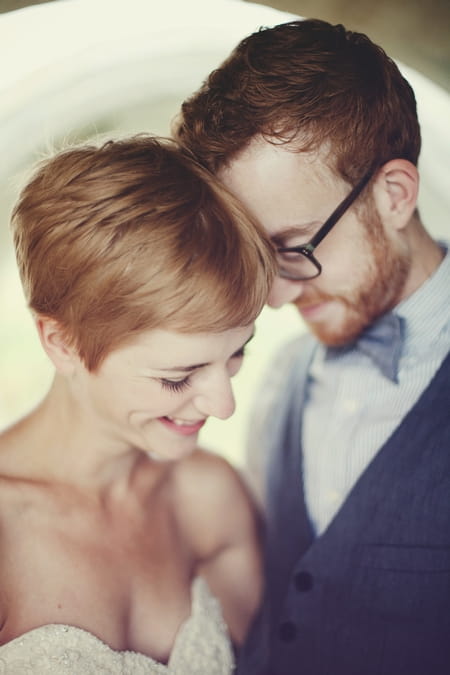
238, 340, 450, 675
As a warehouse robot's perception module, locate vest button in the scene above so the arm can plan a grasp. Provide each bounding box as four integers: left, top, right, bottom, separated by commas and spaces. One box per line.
294, 571, 314, 591
279, 621, 297, 642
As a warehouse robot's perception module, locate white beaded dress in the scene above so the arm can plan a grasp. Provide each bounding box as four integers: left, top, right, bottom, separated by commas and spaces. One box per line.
0, 578, 234, 675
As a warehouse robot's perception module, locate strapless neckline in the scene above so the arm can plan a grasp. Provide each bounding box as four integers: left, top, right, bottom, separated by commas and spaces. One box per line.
0, 577, 234, 674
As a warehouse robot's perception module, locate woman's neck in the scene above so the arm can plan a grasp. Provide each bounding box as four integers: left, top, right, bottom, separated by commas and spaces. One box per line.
0, 374, 146, 494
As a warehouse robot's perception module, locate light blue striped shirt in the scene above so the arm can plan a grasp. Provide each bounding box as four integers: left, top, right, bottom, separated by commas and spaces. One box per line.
302, 243, 450, 535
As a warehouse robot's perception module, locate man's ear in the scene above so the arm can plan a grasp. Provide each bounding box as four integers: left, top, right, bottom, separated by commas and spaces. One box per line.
35, 315, 78, 375
372, 159, 419, 230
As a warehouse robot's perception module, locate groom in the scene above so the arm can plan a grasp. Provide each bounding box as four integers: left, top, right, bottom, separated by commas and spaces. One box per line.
175, 18, 450, 675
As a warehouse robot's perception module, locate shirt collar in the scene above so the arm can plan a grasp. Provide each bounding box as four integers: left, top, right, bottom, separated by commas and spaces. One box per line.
395, 241, 450, 356
317, 241, 450, 377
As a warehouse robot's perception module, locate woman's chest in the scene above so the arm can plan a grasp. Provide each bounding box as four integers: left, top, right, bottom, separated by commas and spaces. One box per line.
0, 497, 194, 661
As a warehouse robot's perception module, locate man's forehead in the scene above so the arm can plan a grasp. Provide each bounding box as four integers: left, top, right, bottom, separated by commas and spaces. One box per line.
220, 135, 337, 184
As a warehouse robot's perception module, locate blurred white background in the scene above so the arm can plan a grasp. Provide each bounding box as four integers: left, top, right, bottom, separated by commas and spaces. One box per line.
0, 0, 448, 465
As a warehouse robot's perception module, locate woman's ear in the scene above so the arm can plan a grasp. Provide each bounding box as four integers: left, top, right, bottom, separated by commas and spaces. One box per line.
372, 159, 419, 230
34, 315, 78, 375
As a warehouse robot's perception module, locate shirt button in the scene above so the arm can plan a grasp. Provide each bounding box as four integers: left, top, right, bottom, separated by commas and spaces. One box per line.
294, 571, 314, 591
279, 621, 297, 642
342, 398, 358, 413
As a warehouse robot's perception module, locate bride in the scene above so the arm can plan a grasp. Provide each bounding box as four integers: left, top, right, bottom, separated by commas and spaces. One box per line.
0, 135, 275, 674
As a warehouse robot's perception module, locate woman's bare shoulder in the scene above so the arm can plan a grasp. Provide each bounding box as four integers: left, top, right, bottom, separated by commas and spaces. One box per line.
171, 449, 263, 645
172, 448, 254, 513
0, 413, 35, 472
0, 425, 22, 488
171, 448, 260, 555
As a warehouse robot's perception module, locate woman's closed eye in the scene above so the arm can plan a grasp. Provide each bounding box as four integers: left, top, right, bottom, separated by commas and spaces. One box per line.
158, 346, 247, 394
227, 345, 247, 377
232, 346, 246, 360
159, 377, 192, 394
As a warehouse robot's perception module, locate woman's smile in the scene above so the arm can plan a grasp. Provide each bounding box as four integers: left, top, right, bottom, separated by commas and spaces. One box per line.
158, 416, 207, 436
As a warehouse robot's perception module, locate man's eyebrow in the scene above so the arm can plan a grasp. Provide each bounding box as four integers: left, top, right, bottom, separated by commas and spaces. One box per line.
153, 332, 255, 373
271, 223, 319, 242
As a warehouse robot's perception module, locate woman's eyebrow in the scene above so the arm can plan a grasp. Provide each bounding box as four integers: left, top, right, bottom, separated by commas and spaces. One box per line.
155, 362, 209, 373
152, 332, 256, 373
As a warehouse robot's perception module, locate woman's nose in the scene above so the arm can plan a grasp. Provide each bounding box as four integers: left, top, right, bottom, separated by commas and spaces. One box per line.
193, 370, 236, 420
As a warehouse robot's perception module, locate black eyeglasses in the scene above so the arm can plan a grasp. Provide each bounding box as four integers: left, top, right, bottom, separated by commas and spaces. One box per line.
276, 169, 374, 281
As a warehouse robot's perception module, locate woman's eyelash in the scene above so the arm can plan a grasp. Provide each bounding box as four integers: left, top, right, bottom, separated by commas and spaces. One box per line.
159, 377, 192, 394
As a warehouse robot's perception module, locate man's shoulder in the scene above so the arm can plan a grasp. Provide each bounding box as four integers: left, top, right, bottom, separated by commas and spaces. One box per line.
249, 332, 317, 442
271, 331, 316, 359
262, 332, 317, 392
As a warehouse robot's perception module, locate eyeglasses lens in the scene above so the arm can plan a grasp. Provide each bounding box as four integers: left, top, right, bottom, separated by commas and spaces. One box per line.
277, 250, 320, 281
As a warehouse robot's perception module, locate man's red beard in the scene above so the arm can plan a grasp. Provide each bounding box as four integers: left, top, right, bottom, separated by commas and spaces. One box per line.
294, 208, 410, 346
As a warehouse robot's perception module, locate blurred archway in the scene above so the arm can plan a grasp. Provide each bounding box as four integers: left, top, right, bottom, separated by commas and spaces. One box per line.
1, 0, 449, 463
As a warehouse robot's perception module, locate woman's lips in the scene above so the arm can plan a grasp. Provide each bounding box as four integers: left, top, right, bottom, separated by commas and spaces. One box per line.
158, 416, 206, 436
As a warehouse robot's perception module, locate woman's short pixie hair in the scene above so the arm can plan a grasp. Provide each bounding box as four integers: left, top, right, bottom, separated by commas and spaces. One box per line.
175, 19, 421, 185
11, 135, 275, 371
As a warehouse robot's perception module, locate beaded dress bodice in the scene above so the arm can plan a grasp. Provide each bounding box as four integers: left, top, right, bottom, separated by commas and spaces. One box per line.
0, 578, 234, 674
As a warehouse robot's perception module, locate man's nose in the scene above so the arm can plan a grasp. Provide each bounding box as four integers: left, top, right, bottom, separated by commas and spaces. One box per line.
267, 276, 305, 308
